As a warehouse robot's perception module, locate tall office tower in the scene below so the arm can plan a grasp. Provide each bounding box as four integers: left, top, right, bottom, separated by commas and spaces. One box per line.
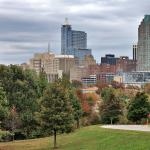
61, 19, 72, 54
61, 18, 91, 59
133, 44, 137, 61
137, 15, 150, 71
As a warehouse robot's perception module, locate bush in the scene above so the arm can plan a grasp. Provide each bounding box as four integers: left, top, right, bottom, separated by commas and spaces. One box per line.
14, 130, 26, 140
118, 115, 129, 124
89, 113, 100, 125
141, 118, 148, 125
0, 130, 13, 142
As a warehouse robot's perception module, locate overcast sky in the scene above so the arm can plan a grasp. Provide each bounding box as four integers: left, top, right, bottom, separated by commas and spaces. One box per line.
0, 0, 149, 64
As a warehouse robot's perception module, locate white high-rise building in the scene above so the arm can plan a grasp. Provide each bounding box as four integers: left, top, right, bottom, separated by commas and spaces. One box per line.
137, 15, 150, 71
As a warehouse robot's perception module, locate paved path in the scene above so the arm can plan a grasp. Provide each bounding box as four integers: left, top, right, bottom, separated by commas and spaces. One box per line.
101, 125, 150, 132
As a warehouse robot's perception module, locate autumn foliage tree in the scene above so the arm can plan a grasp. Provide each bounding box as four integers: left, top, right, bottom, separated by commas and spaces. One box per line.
76, 89, 100, 125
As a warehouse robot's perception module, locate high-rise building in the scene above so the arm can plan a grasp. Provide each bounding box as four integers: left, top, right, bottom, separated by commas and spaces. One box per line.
101, 54, 117, 65
133, 44, 137, 61
55, 55, 75, 76
137, 15, 150, 71
29, 52, 62, 83
29, 51, 76, 82
61, 18, 91, 59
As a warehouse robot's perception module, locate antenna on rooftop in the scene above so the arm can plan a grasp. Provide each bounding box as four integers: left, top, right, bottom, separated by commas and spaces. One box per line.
64, 17, 69, 25
48, 42, 51, 53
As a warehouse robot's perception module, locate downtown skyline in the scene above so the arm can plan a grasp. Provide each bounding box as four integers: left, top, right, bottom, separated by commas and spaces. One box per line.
0, 0, 150, 64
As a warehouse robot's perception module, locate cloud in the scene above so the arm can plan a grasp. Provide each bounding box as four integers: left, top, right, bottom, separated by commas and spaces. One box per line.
0, 0, 149, 64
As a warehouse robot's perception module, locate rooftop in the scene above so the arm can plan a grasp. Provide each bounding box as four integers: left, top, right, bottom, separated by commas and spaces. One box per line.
55, 55, 74, 58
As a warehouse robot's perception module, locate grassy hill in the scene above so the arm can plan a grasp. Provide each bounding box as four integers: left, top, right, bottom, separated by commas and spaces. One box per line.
1, 125, 150, 150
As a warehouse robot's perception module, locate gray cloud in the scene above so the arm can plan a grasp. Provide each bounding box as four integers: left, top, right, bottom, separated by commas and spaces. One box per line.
0, 0, 150, 64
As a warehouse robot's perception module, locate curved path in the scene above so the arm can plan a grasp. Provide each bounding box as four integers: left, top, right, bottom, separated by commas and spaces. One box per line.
101, 125, 150, 132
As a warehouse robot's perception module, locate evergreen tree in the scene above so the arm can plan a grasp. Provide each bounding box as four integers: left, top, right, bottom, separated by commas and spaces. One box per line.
127, 92, 150, 123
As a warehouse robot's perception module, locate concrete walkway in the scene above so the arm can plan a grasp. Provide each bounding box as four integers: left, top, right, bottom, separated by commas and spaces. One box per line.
101, 125, 150, 132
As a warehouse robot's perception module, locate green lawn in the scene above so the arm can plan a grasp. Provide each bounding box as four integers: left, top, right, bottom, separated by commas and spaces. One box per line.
1, 125, 150, 150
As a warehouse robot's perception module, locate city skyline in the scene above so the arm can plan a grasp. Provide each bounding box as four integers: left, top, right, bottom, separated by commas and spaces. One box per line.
0, 0, 150, 64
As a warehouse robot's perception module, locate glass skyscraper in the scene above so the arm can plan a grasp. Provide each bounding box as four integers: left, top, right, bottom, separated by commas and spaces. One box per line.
137, 15, 150, 71
61, 20, 91, 59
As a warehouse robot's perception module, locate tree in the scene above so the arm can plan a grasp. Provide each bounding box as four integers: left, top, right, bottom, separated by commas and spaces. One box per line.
0, 65, 41, 138
100, 88, 123, 124
60, 77, 82, 128
144, 83, 150, 94
127, 92, 150, 123
68, 89, 82, 128
36, 71, 48, 96
71, 80, 82, 88
41, 82, 74, 148
101, 87, 114, 102
0, 85, 8, 126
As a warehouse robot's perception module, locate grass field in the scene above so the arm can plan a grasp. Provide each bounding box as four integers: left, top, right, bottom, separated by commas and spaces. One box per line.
1, 125, 150, 150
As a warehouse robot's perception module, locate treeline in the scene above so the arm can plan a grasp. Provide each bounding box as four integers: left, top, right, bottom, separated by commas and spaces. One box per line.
0, 65, 82, 145
0, 65, 48, 140
1, 65, 150, 147
99, 87, 150, 125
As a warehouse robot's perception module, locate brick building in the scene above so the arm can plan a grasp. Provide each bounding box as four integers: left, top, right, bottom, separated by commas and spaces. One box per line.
116, 56, 136, 72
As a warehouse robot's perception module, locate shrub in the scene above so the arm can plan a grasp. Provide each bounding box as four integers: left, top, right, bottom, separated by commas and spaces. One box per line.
0, 130, 13, 142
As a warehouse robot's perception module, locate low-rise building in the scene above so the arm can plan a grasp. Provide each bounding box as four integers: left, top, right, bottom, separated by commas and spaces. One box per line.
123, 71, 150, 87
81, 87, 98, 94
114, 75, 123, 83
81, 75, 97, 86
96, 73, 115, 84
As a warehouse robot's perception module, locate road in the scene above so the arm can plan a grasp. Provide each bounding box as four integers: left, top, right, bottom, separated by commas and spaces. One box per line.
101, 125, 150, 132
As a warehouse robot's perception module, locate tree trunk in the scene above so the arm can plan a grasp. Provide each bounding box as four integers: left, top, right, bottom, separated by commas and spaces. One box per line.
54, 129, 57, 149
77, 119, 80, 128
110, 117, 113, 125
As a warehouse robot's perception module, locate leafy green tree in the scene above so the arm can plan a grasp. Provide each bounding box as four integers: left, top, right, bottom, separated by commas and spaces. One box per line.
0, 85, 8, 125
41, 82, 74, 148
60, 77, 82, 128
100, 88, 123, 124
36, 71, 48, 96
20, 111, 38, 138
127, 92, 150, 123
71, 80, 82, 88
68, 89, 82, 128
101, 87, 114, 101
0, 65, 41, 138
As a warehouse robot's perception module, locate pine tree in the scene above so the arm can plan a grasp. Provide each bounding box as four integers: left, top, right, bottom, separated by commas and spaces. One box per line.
127, 92, 150, 123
